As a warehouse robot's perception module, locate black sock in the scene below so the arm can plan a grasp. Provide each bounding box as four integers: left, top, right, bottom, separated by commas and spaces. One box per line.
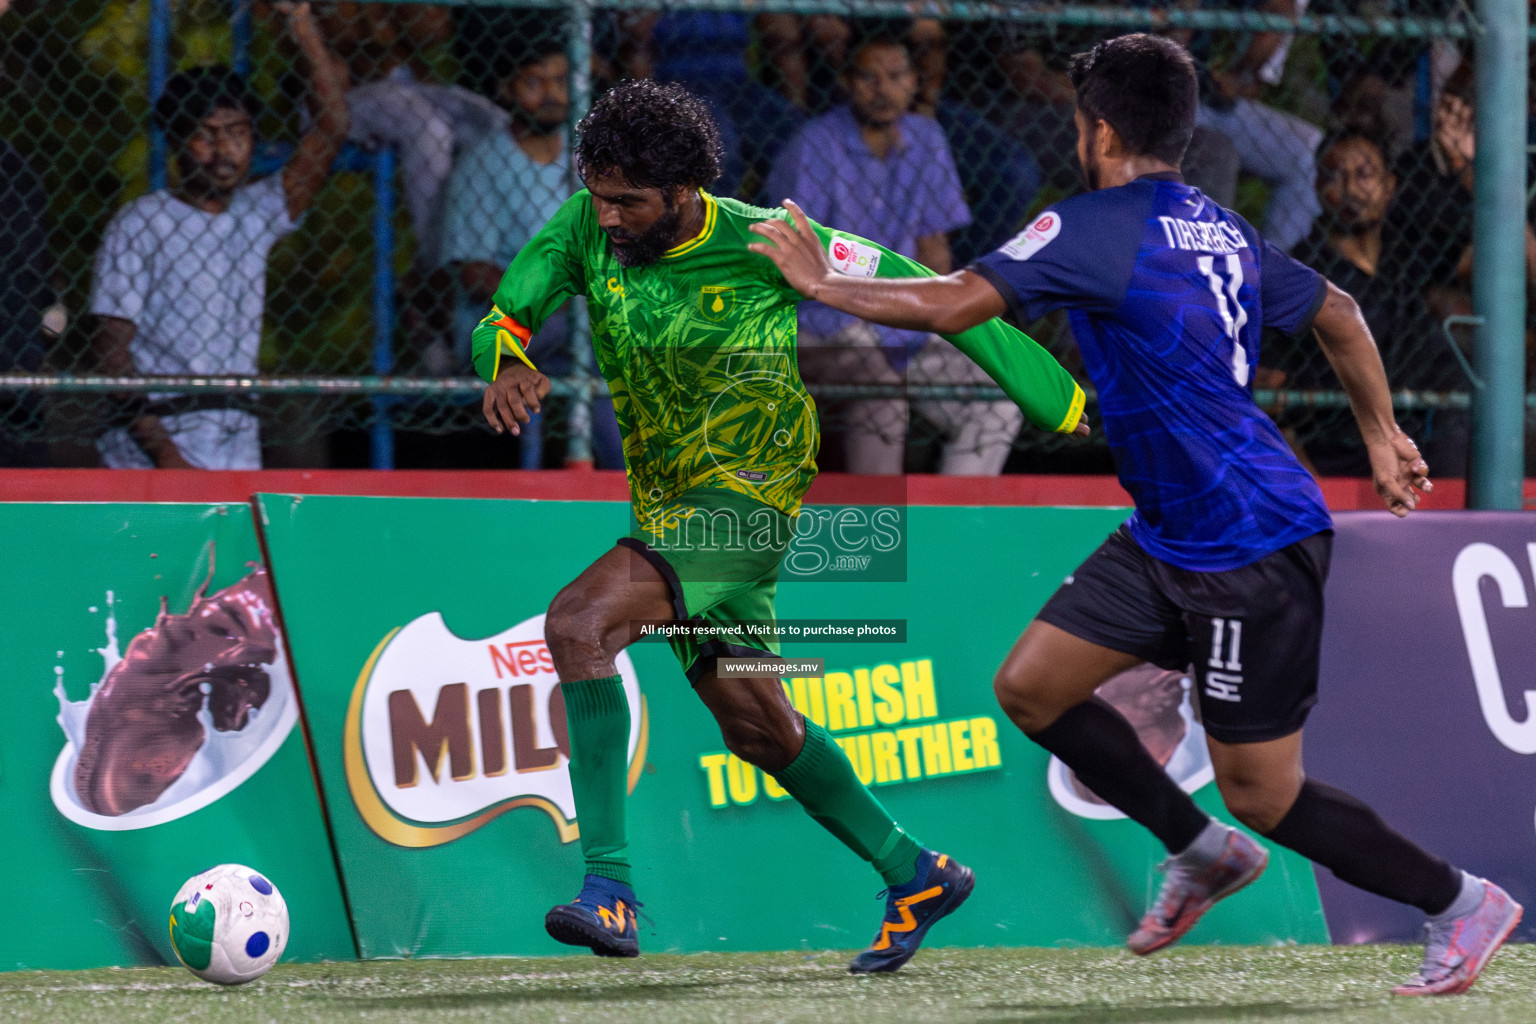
1028, 697, 1210, 854
1264, 779, 1461, 915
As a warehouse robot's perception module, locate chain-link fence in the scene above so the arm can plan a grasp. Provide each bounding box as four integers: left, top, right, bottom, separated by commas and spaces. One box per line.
0, 1, 1529, 471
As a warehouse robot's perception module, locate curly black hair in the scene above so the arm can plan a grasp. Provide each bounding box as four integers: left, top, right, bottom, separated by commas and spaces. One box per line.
575, 79, 723, 191
154, 65, 259, 143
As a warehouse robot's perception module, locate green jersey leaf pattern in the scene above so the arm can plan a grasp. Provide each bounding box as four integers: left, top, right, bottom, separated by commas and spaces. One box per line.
472, 190, 1085, 525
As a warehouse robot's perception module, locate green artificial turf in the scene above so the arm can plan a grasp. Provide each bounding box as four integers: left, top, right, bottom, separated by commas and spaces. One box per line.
2, 945, 1533, 1024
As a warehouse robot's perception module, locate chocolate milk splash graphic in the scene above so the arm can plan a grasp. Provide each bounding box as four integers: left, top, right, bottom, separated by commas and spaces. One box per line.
69, 562, 280, 817
1067, 666, 1193, 805
1047, 664, 1215, 819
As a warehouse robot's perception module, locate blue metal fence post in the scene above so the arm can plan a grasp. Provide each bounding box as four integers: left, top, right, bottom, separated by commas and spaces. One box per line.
1469, 0, 1530, 507
231, 0, 253, 77
371, 147, 398, 470
148, 0, 172, 191
564, 0, 595, 466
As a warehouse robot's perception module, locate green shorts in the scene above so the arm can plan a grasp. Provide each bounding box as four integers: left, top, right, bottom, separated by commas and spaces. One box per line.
618, 487, 793, 683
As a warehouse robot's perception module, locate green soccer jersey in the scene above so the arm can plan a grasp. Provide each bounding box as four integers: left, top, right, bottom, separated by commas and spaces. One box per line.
472, 191, 1085, 523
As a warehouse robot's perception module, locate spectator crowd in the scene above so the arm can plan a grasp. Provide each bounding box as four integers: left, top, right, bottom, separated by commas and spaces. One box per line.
1, 0, 1533, 474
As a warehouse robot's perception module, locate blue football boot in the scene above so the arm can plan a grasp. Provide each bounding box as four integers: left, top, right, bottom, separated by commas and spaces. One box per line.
544, 874, 641, 957
848, 850, 975, 973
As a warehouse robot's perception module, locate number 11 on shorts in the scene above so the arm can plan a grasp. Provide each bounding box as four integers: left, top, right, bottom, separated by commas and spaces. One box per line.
1205, 618, 1244, 702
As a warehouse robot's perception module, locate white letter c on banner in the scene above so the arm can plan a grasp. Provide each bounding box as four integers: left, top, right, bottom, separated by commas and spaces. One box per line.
1452, 542, 1536, 754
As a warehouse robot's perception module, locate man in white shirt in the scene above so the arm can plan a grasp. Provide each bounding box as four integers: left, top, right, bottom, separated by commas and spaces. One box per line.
317, 3, 508, 273
90, 1, 348, 469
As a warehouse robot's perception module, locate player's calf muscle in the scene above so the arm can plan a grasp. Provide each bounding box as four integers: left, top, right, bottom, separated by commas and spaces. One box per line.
701, 676, 807, 771
718, 715, 799, 771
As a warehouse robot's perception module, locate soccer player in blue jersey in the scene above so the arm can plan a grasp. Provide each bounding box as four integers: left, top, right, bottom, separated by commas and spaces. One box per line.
750, 32, 1521, 996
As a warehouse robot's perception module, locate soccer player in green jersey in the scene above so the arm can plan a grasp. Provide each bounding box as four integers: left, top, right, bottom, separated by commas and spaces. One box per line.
471, 80, 1085, 972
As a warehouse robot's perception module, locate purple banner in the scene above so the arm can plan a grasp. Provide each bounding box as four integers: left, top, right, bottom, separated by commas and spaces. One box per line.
1307, 511, 1536, 943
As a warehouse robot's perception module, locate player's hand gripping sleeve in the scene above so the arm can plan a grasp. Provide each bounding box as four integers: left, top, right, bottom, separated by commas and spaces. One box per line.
809, 224, 1086, 434
470, 193, 590, 383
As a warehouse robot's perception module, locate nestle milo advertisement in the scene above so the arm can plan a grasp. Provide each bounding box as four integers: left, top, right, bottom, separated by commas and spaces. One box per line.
0, 503, 354, 970
257, 494, 1327, 958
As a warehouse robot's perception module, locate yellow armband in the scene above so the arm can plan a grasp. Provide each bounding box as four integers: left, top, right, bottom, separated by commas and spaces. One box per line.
1055, 384, 1087, 434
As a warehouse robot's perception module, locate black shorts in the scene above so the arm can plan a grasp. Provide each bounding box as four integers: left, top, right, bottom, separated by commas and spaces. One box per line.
1037, 525, 1333, 744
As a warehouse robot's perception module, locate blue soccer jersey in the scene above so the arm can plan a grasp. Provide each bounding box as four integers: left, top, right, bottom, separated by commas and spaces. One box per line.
972, 172, 1332, 571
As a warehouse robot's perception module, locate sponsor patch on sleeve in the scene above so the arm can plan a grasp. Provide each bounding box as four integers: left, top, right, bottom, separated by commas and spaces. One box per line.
828, 236, 882, 278
999, 211, 1062, 262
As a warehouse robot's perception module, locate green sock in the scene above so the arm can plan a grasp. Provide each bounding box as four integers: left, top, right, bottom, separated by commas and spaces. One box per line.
561, 675, 632, 887
773, 719, 922, 886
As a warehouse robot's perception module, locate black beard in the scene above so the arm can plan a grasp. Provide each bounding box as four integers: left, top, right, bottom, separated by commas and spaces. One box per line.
606, 205, 682, 267
1324, 205, 1381, 237
180, 161, 239, 202
852, 106, 899, 128
513, 108, 567, 137
1079, 130, 1100, 192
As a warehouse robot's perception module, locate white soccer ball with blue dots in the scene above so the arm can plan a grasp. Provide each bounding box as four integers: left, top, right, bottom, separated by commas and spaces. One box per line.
169, 864, 289, 985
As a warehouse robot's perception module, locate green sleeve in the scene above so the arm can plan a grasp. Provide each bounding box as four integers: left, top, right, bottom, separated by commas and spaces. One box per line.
470, 191, 591, 383
799, 221, 1086, 434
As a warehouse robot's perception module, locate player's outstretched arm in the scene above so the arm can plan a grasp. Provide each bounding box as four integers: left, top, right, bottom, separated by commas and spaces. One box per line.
750, 199, 1002, 334
1312, 280, 1432, 516
751, 200, 1087, 436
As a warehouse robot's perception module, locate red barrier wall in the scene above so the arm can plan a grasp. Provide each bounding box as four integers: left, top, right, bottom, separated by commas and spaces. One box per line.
0, 468, 1508, 509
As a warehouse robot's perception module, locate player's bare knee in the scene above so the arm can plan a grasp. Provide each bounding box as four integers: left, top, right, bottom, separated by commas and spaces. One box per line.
1217, 777, 1289, 834
542, 586, 583, 647
993, 667, 1055, 733
1226, 800, 1288, 835
545, 585, 611, 672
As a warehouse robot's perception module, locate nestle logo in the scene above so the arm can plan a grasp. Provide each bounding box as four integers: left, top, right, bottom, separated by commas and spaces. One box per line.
345, 612, 647, 847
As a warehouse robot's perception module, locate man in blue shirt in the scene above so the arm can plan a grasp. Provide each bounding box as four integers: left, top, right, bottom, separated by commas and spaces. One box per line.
767, 33, 1019, 475
750, 33, 1520, 997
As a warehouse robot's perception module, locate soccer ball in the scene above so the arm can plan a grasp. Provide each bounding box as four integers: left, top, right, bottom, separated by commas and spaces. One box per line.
169, 864, 289, 985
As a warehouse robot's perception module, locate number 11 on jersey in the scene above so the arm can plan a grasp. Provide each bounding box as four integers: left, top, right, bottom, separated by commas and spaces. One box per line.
1197, 254, 1250, 387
